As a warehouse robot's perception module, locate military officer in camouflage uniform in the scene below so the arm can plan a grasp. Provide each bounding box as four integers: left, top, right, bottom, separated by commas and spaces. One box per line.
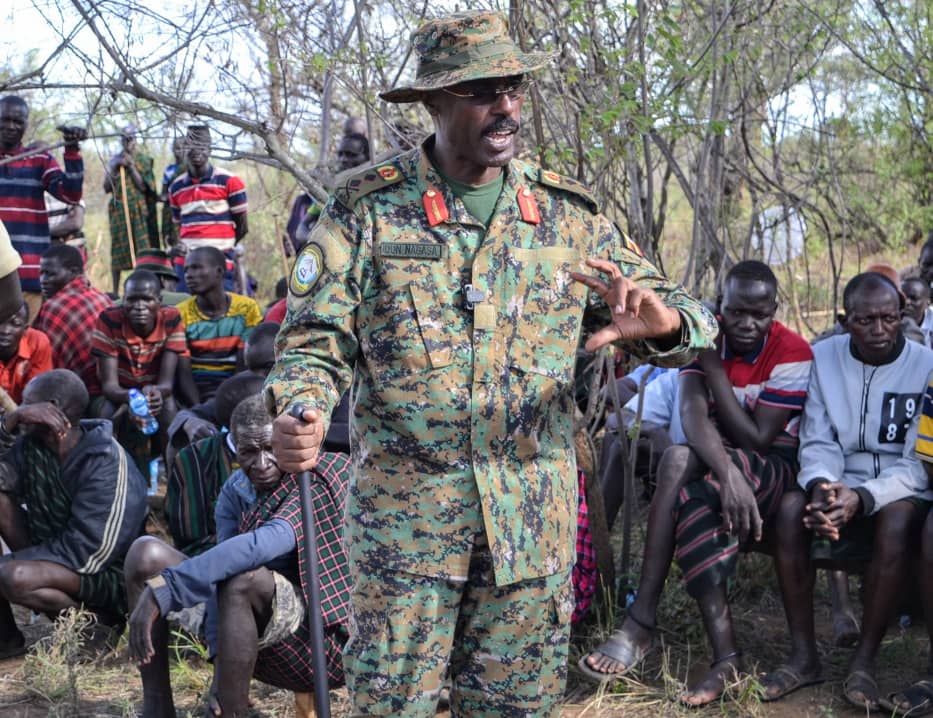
267, 10, 716, 717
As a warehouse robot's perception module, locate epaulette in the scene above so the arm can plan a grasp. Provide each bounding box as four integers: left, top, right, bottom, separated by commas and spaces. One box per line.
614, 222, 646, 258
526, 166, 600, 213
333, 161, 406, 208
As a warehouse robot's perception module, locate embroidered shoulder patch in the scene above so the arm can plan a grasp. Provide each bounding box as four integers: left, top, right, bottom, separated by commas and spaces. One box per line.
290, 243, 324, 297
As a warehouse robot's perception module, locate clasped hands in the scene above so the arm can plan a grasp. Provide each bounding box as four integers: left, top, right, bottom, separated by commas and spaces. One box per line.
803, 481, 861, 541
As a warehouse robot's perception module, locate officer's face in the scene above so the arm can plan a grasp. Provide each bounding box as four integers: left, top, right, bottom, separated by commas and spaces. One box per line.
427, 75, 526, 181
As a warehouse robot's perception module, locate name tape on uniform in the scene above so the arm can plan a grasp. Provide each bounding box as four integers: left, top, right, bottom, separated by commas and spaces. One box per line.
379, 242, 445, 260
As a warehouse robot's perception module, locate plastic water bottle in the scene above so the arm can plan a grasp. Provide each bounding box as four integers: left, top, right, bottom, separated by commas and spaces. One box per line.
148, 458, 160, 496
128, 388, 159, 435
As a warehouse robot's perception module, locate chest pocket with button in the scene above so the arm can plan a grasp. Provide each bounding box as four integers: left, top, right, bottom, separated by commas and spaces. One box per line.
504, 246, 586, 385
359, 267, 455, 381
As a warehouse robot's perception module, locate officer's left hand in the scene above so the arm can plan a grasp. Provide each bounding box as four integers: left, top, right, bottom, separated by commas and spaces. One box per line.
570, 258, 681, 351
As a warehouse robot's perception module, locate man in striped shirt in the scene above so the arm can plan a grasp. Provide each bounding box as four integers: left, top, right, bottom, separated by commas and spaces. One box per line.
0, 96, 86, 318
176, 247, 261, 402
168, 125, 247, 292
93, 269, 190, 444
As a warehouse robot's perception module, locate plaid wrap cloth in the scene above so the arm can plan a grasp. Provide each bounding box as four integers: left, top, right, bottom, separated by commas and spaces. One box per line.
237, 452, 351, 691
572, 468, 597, 624
108, 152, 159, 270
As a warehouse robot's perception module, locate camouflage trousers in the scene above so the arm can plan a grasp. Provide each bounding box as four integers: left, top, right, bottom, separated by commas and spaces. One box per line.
344, 534, 573, 717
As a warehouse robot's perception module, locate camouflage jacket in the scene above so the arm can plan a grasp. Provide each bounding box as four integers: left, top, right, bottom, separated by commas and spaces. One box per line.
265, 138, 716, 586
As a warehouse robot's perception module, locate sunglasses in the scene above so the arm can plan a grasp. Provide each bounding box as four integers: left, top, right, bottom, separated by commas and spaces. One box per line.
442, 77, 532, 105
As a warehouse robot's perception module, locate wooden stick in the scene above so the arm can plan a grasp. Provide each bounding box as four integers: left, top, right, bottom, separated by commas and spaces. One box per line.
119, 165, 136, 266
0, 132, 125, 167
272, 212, 290, 279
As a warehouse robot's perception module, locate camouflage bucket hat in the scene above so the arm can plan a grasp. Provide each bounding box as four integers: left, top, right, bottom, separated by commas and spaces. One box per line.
380, 11, 553, 103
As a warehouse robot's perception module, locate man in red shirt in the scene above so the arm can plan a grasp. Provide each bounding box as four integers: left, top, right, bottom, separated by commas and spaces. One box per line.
93, 270, 189, 445
0, 303, 52, 408
33, 244, 112, 405
581, 260, 814, 706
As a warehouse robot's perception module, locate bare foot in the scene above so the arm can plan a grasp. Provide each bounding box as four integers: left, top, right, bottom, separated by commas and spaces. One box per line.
680, 653, 742, 707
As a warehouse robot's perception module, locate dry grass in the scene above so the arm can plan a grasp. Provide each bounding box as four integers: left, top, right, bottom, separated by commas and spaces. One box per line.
0, 503, 928, 716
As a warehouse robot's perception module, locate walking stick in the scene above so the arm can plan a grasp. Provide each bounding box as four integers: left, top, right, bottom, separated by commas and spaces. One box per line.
287, 404, 332, 718
118, 165, 137, 266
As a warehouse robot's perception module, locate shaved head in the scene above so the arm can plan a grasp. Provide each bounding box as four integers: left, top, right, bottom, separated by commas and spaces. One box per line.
22, 369, 89, 424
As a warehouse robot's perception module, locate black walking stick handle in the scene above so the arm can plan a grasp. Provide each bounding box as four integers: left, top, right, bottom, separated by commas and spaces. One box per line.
288, 404, 332, 718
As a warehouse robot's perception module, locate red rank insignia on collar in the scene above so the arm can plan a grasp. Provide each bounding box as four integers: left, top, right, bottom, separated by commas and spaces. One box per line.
423, 188, 450, 227
517, 186, 540, 224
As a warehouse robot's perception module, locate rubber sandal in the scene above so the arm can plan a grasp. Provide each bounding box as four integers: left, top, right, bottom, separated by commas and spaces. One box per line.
880, 679, 933, 717
576, 614, 655, 683
844, 669, 882, 712
759, 664, 824, 702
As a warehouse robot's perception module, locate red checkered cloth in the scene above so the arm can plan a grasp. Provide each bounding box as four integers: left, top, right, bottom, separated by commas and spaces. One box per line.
238, 452, 351, 691
572, 468, 598, 624
33, 277, 112, 396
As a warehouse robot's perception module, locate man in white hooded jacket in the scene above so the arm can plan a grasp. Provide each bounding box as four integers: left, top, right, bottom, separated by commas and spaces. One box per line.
761, 271, 933, 710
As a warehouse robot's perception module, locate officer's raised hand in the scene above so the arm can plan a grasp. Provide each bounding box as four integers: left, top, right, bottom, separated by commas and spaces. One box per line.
570, 257, 681, 351
271, 406, 325, 472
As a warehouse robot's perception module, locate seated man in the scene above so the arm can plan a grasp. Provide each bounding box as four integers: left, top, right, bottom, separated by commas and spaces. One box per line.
581, 260, 814, 706
883, 378, 933, 715
164, 321, 278, 472
126, 395, 350, 717
0, 303, 52, 408
165, 372, 266, 556
761, 272, 933, 709
600, 367, 685, 528
32, 244, 112, 406
93, 269, 189, 467
903, 275, 933, 347
176, 247, 261, 403
0, 369, 147, 656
